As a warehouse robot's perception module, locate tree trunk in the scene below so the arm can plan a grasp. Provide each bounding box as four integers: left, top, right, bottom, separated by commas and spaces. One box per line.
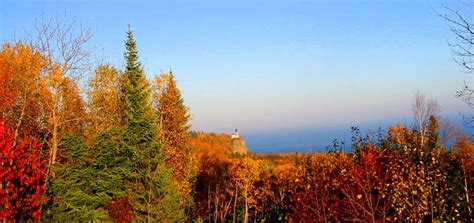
208, 183, 211, 221
214, 184, 219, 223
51, 122, 58, 165
244, 188, 248, 223
233, 185, 238, 223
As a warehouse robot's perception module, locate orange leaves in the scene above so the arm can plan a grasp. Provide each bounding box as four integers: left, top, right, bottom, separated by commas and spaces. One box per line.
232, 157, 260, 186
194, 153, 235, 221
0, 43, 49, 136
153, 72, 193, 199
87, 64, 123, 134
191, 133, 235, 162
0, 60, 14, 106
452, 137, 474, 190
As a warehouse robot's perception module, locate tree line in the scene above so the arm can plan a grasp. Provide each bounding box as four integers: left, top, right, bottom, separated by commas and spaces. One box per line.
191, 117, 472, 222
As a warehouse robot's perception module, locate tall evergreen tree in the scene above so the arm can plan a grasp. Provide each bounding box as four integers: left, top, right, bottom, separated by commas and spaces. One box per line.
120, 25, 184, 221
122, 25, 155, 143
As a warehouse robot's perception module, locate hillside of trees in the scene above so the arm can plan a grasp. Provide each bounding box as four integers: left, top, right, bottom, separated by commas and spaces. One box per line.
0, 23, 473, 222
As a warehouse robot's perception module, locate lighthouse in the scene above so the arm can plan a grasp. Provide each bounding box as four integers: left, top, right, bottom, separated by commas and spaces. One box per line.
231, 129, 240, 139
230, 129, 248, 155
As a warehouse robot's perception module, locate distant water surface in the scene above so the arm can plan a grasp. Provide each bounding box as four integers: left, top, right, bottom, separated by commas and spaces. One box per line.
244, 116, 471, 154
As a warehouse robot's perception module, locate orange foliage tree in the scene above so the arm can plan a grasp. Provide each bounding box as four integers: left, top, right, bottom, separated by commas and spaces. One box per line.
0, 43, 49, 140
40, 64, 87, 166
194, 154, 236, 222
153, 72, 195, 208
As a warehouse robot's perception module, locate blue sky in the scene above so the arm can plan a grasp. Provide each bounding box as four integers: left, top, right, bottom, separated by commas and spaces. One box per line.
1, 0, 472, 152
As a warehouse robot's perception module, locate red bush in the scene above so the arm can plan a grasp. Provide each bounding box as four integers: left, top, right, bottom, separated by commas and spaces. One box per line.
0, 120, 47, 220
107, 195, 136, 223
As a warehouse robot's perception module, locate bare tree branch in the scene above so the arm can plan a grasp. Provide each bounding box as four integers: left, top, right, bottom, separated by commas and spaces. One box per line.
412, 91, 440, 132
28, 12, 94, 81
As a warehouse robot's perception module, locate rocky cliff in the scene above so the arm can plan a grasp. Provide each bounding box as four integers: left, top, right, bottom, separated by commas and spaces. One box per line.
231, 137, 248, 155
189, 132, 249, 157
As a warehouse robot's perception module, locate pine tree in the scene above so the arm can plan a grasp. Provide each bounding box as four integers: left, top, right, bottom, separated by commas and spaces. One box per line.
46, 133, 109, 221
122, 25, 155, 143
120, 25, 184, 221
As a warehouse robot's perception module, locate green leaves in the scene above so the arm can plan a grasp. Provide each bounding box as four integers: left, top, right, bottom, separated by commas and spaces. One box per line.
46, 133, 109, 221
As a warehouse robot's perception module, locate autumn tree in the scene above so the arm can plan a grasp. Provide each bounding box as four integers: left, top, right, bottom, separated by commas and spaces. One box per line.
41, 65, 87, 166
0, 42, 86, 189
340, 146, 394, 222
0, 43, 88, 167
385, 117, 469, 221
153, 72, 195, 209
290, 154, 350, 222
0, 17, 91, 220
0, 54, 14, 106
442, 138, 472, 220
451, 136, 474, 218
27, 15, 92, 170
246, 158, 273, 221
87, 64, 123, 135
194, 154, 237, 222
0, 43, 49, 141
232, 157, 261, 223
264, 163, 296, 222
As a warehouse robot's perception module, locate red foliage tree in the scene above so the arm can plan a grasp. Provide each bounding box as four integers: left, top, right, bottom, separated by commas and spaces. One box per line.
339, 146, 393, 222
0, 120, 47, 220
290, 154, 350, 222
107, 195, 136, 223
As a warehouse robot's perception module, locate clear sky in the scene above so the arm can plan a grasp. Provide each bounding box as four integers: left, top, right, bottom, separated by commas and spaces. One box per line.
1, 0, 472, 152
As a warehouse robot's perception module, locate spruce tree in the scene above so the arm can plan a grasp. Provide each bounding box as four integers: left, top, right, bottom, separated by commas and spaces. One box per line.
46, 133, 109, 221
122, 25, 155, 143
120, 25, 184, 221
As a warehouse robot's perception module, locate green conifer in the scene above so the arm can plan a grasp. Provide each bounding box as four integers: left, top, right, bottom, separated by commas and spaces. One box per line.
120, 25, 184, 221
122, 25, 155, 144
46, 133, 109, 221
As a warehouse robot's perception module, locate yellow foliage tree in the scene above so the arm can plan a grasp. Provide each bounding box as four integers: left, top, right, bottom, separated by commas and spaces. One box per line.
232, 157, 261, 223
87, 64, 123, 135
